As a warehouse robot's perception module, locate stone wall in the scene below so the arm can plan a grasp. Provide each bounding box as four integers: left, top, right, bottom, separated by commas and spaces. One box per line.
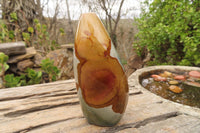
0, 42, 74, 86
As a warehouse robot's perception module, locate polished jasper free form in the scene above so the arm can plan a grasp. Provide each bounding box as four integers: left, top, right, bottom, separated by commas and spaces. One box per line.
74, 13, 128, 126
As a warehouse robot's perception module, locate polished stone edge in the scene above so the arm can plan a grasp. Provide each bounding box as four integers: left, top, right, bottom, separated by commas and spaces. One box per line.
77, 88, 122, 127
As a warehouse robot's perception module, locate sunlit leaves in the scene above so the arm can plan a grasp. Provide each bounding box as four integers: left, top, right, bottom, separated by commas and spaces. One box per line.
134, 0, 200, 66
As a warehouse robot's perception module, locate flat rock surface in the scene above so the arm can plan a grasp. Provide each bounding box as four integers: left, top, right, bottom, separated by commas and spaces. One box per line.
0, 41, 26, 56
8, 47, 36, 63
0, 69, 200, 133
17, 59, 34, 71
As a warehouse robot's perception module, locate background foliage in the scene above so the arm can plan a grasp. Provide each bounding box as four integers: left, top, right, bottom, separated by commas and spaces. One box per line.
0, 51, 60, 88
134, 0, 200, 66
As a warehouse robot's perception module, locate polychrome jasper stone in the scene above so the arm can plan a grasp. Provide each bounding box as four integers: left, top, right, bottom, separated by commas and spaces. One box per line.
74, 13, 129, 126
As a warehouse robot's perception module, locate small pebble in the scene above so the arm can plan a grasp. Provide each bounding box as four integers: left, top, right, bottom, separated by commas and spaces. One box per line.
159, 73, 167, 77
151, 74, 159, 78
169, 80, 179, 85
187, 77, 199, 82
159, 71, 172, 77
184, 81, 200, 88
164, 71, 172, 77
151, 74, 167, 81
142, 79, 149, 87
174, 75, 186, 80
169, 85, 183, 93
189, 71, 200, 78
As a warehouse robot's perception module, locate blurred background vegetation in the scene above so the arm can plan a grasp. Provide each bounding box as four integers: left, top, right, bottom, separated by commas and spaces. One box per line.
134, 0, 200, 66
0, 0, 138, 59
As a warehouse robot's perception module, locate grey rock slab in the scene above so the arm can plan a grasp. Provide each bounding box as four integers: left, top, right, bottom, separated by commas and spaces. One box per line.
8, 47, 36, 63
0, 41, 26, 56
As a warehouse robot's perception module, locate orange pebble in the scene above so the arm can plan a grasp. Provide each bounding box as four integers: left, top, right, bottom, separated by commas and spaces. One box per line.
174, 75, 186, 80
189, 71, 200, 78
151, 74, 167, 81
169, 85, 183, 93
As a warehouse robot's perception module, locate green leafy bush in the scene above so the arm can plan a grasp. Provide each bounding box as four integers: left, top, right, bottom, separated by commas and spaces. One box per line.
0, 22, 14, 43
41, 58, 60, 82
1, 13, 63, 54
21, 19, 62, 53
0, 52, 9, 76
0, 12, 19, 43
10, 12, 18, 22
4, 74, 26, 88
134, 0, 200, 66
26, 68, 42, 85
2, 57, 60, 88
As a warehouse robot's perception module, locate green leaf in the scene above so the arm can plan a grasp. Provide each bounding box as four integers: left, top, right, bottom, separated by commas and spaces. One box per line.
3, 63, 9, 71
41, 58, 60, 82
33, 19, 39, 24
135, 0, 200, 66
4, 74, 21, 88
10, 12, 18, 21
28, 27, 34, 33
26, 68, 42, 85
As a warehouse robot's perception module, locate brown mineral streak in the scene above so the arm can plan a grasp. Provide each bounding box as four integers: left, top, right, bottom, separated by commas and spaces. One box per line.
75, 13, 128, 114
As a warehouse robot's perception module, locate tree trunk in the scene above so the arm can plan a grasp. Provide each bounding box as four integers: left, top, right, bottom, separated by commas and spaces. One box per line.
35, 0, 46, 24
66, 0, 75, 43
2, 0, 37, 32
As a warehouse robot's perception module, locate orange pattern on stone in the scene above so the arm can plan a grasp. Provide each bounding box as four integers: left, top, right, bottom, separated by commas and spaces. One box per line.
75, 13, 128, 114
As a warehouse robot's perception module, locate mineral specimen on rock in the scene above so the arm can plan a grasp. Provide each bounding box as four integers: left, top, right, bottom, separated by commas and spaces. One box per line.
74, 13, 128, 126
